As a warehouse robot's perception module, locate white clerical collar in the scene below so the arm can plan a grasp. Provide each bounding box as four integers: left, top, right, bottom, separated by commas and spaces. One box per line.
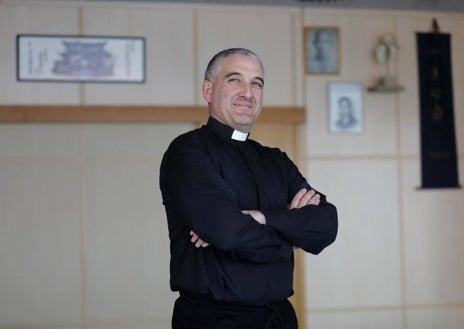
231, 130, 249, 141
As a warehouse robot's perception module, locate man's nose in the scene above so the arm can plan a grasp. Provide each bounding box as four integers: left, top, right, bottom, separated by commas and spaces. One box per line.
239, 83, 253, 99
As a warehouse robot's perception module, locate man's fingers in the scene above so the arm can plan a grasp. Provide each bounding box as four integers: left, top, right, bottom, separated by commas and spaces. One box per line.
291, 188, 314, 208
242, 210, 266, 224
290, 188, 321, 209
190, 230, 199, 242
298, 189, 316, 207
310, 193, 321, 205
289, 188, 307, 209
302, 190, 320, 206
190, 230, 209, 248
196, 239, 209, 248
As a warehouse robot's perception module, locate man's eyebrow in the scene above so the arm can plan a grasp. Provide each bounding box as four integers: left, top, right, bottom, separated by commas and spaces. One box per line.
224, 72, 242, 79
224, 72, 264, 85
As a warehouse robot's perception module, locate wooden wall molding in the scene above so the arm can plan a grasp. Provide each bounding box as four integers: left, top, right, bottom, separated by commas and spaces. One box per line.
0, 105, 305, 124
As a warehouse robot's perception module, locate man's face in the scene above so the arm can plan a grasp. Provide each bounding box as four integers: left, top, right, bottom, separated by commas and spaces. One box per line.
338, 98, 353, 117
314, 31, 332, 57
202, 54, 264, 133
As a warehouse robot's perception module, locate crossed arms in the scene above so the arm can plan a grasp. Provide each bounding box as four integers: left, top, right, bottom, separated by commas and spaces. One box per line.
160, 135, 337, 262
190, 188, 321, 248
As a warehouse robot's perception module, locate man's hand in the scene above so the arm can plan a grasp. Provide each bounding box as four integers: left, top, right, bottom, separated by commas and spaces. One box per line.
242, 210, 266, 225
190, 230, 209, 248
289, 188, 320, 209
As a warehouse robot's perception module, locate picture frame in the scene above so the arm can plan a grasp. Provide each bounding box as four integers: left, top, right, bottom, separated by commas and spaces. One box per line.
16, 34, 145, 83
328, 82, 363, 133
304, 27, 340, 75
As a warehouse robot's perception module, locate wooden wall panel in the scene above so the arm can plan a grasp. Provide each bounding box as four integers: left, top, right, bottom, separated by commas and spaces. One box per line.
0, 105, 305, 124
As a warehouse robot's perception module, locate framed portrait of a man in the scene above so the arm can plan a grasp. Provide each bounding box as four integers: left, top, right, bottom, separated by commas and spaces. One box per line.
328, 82, 363, 133
304, 27, 340, 75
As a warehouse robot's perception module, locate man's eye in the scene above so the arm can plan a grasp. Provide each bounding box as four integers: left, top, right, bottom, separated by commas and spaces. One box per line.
228, 78, 240, 83
252, 82, 263, 88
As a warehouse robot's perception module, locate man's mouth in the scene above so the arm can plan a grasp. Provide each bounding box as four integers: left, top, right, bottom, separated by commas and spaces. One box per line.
233, 101, 253, 109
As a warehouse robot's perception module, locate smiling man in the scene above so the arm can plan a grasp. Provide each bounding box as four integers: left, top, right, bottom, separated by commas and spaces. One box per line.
202, 51, 264, 133
159, 48, 338, 329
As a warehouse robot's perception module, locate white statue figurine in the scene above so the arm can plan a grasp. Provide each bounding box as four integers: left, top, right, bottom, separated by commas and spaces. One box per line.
374, 32, 400, 87
375, 32, 399, 65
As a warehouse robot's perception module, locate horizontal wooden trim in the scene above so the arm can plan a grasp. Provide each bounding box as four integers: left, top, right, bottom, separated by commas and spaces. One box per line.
0, 105, 305, 124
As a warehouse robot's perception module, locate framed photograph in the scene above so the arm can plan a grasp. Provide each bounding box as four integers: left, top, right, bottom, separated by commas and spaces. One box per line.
17, 34, 145, 83
328, 82, 363, 133
304, 27, 340, 75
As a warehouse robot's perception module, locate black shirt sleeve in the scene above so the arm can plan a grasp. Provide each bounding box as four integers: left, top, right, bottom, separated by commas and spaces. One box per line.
262, 151, 338, 254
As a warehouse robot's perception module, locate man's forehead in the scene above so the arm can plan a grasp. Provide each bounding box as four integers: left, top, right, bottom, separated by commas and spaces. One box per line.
220, 56, 264, 77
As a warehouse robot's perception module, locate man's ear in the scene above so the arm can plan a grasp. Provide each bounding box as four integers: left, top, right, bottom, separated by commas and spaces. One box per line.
202, 80, 213, 102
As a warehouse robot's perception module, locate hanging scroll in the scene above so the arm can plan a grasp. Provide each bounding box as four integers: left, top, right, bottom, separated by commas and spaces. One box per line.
416, 22, 460, 189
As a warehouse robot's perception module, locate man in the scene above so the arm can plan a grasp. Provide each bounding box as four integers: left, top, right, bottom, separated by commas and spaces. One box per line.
309, 29, 338, 74
160, 48, 337, 329
335, 96, 358, 130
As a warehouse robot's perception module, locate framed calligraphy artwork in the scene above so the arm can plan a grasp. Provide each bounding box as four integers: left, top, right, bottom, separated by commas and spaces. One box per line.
17, 34, 145, 83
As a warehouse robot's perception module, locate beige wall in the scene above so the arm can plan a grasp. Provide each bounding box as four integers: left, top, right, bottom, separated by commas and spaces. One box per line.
303, 8, 464, 329
0, 1, 463, 329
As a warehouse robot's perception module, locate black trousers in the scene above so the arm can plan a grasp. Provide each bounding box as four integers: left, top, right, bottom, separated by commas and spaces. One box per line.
172, 293, 298, 329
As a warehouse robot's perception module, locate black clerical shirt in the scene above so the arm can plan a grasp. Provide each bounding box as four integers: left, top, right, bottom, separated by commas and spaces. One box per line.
159, 117, 337, 306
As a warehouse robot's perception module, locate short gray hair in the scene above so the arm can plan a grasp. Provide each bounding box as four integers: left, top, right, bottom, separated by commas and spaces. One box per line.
204, 48, 264, 82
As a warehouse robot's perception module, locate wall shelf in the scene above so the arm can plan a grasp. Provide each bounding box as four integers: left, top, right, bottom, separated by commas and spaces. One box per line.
367, 85, 405, 93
